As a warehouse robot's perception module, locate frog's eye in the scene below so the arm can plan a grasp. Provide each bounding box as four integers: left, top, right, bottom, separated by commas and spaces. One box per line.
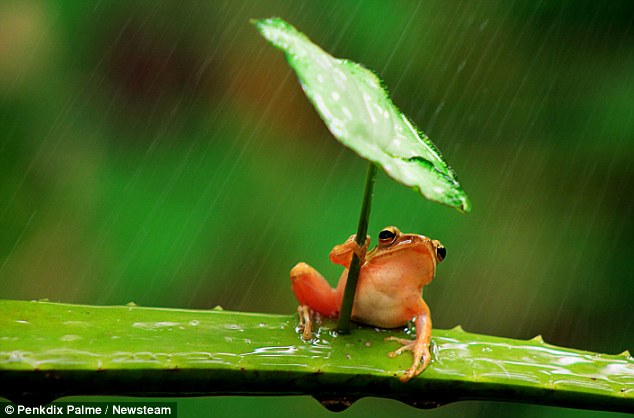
436, 246, 446, 262
378, 227, 397, 245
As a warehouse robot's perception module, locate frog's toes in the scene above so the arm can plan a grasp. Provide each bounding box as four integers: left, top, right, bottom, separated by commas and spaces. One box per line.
352, 239, 370, 262
385, 336, 415, 357
297, 305, 324, 340
385, 336, 414, 345
297, 305, 314, 340
385, 336, 431, 382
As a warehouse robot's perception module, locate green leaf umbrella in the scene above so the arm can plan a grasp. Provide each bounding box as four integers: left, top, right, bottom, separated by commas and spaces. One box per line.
253, 17, 471, 212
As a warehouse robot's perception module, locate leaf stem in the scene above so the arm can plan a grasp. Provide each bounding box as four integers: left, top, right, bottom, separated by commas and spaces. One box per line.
337, 162, 377, 334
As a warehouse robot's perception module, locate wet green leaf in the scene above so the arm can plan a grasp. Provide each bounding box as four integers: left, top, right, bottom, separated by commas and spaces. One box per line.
253, 17, 471, 212
1, 300, 632, 412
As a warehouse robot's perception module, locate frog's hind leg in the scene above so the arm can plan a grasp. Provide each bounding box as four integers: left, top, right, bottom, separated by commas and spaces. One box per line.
290, 262, 341, 318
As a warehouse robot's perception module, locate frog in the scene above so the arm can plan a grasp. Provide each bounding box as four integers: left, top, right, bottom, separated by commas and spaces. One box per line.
290, 226, 445, 382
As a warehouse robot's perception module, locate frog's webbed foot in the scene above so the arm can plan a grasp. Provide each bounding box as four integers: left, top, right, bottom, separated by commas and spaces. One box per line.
385, 336, 431, 383
297, 305, 321, 340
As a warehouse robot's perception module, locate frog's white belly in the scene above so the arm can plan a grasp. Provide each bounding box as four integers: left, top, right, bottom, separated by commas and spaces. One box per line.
351, 281, 416, 328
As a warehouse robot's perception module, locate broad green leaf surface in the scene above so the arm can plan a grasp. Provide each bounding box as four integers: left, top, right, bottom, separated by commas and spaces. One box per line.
1, 300, 633, 412
253, 18, 471, 212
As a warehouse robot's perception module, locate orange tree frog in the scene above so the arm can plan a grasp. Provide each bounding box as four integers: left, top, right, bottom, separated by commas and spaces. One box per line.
290, 226, 445, 382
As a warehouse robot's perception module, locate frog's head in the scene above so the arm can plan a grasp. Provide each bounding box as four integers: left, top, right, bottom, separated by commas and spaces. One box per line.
372, 226, 446, 265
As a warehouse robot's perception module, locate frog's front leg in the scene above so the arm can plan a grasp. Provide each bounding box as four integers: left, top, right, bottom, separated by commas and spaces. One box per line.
329, 235, 370, 267
385, 299, 432, 382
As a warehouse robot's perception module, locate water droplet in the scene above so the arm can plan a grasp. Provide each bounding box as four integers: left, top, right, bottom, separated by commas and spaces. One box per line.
155, 321, 180, 328
60, 334, 81, 342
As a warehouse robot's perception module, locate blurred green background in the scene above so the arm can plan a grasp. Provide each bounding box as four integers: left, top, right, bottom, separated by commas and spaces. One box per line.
1, 1, 633, 416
